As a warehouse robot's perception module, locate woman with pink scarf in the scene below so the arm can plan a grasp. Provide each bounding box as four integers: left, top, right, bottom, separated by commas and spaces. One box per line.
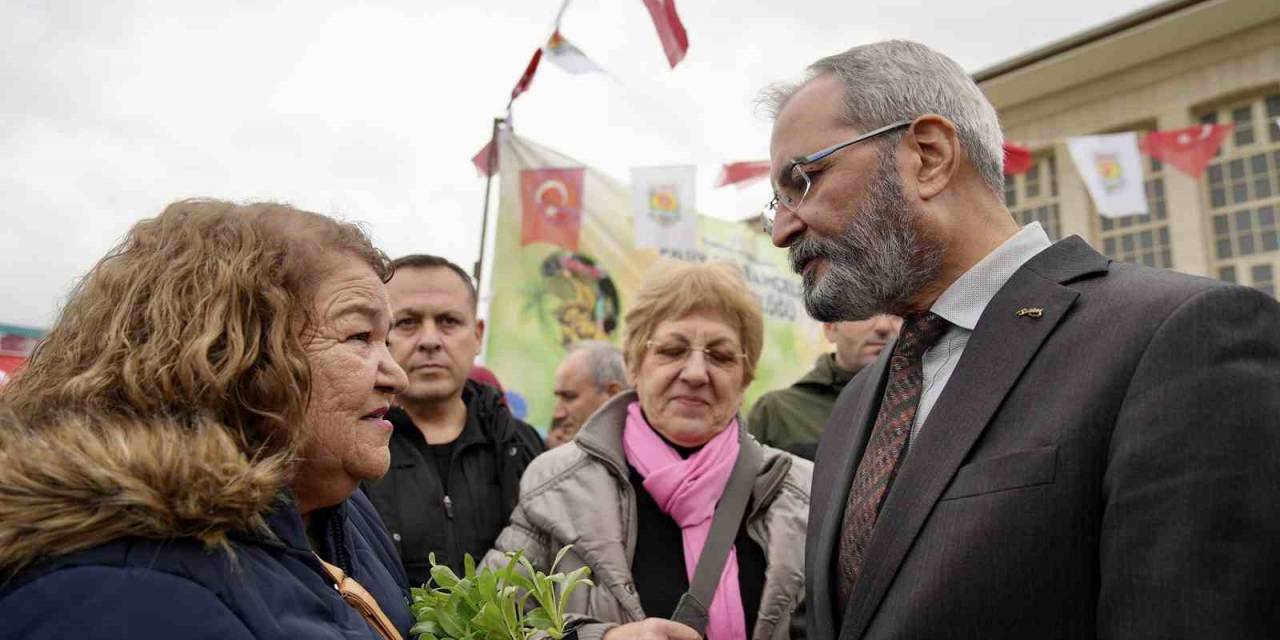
484, 261, 812, 640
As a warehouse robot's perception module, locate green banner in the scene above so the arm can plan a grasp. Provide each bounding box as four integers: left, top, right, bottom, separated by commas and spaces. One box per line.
483, 134, 828, 430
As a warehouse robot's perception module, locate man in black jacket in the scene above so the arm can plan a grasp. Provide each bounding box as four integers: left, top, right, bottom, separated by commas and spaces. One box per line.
364, 254, 544, 586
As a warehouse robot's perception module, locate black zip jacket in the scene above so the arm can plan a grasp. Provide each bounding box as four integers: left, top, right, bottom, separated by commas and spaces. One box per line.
364, 381, 544, 586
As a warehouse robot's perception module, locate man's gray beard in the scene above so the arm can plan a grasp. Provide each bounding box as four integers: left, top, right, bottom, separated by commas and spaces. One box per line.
789, 148, 944, 322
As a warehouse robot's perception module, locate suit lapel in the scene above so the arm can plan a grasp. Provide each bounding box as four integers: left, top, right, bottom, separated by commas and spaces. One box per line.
807, 344, 892, 638
837, 237, 1107, 639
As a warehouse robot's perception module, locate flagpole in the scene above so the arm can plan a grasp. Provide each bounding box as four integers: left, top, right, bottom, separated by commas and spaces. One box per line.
474, 116, 504, 284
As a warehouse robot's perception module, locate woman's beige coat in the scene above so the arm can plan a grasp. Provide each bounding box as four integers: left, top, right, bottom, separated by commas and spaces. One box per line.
483, 391, 812, 640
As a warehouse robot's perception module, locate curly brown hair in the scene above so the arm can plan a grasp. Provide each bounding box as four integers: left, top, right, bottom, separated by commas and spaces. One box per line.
1, 199, 391, 457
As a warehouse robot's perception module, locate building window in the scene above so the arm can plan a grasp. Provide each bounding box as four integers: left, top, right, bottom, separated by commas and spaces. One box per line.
1093, 124, 1173, 268
1200, 91, 1280, 297
1251, 264, 1275, 297
1008, 153, 1061, 240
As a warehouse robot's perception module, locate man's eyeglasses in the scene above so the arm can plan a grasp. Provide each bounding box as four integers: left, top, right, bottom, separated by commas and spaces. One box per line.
762, 119, 913, 234
645, 340, 745, 370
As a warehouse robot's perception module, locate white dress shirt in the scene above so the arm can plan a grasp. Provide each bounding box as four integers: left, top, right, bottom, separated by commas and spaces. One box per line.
911, 222, 1053, 438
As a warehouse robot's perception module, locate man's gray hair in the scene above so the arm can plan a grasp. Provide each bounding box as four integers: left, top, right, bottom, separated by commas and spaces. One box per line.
762, 40, 1005, 196
567, 340, 627, 391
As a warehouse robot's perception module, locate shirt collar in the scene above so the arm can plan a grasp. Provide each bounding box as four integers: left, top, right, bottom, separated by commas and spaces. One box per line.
930, 222, 1053, 331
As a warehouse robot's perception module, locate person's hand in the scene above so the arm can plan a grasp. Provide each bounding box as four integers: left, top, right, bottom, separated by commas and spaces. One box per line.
601, 618, 701, 640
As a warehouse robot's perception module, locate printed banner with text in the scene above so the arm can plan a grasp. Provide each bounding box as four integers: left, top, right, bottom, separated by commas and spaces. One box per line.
485, 134, 828, 430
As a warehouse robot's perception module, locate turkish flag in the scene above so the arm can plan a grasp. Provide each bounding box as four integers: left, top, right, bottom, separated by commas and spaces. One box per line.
1003, 142, 1033, 175
521, 168, 585, 251
1140, 124, 1233, 178
716, 161, 771, 188
641, 0, 688, 68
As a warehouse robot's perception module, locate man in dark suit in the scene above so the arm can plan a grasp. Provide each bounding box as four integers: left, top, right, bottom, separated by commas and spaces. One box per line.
762, 40, 1280, 639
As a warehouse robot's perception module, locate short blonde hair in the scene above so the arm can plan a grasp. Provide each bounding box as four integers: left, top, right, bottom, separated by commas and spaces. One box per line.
623, 260, 764, 385
3, 198, 391, 457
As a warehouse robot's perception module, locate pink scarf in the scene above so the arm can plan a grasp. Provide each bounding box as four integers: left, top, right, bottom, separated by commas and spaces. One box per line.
622, 401, 748, 640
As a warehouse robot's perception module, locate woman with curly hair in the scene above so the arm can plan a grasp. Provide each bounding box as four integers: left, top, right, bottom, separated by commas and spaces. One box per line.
0, 199, 413, 640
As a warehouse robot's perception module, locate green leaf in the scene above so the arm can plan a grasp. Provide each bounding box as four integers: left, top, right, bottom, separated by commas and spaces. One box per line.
557, 566, 593, 618
525, 610, 553, 629
410, 621, 442, 636
430, 564, 461, 589
506, 570, 535, 593
551, 545, 575, 573
437, 611, 466, 638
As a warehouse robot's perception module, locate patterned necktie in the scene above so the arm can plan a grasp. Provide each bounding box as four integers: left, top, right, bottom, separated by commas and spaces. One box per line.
835, 312, 950, 612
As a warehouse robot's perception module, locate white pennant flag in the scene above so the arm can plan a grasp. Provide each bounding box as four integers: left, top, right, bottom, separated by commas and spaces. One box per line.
631, 165, 698, 250
1066, 132, 1149, 218
543, 31, 604, 74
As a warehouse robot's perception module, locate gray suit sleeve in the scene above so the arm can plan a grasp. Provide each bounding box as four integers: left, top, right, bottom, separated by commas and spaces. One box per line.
1098, 285, 1280, 636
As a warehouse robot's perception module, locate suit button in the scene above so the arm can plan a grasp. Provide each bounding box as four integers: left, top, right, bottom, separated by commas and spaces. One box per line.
392, 533, 402, 542
623, 583, 635, 594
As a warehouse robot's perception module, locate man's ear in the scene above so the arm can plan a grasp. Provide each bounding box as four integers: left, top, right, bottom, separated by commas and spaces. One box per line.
907, 115, 960, 200
605, 382, 624, 397
822, 322, 838, 344
473, 318, 486, 354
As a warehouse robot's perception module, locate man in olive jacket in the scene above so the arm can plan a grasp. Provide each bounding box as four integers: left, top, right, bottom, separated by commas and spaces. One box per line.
748, 316, 899, 459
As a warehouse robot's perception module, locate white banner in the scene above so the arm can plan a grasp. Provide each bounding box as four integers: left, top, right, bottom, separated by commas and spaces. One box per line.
631, 165, 698, 250
1066, 132, 1149, 218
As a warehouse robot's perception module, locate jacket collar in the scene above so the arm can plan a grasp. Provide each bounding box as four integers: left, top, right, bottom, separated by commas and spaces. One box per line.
1021, 234, 1111, 285
388, 380, 517, 461
572, 391, 638, 481
930, 222, 1054, 331
796, 353, 858, 390
0, 411, 289, 575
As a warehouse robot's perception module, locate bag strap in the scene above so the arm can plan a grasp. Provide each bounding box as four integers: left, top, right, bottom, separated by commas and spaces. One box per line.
670, 435, 764, 636
314, 554, 404, 640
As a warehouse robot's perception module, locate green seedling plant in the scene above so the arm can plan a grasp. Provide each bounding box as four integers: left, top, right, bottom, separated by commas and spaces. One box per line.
409, 545, 593, 640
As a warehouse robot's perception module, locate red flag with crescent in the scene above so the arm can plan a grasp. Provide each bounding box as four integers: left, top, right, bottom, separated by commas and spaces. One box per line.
520, 167, 585, 251
1139, 124, 1233, 178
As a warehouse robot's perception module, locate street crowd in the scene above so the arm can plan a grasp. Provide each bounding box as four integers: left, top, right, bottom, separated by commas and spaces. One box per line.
2, 40, 1277, 640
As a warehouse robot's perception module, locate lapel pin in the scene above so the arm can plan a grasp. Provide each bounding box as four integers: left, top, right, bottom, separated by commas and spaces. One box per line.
1016, 307, 1044, 318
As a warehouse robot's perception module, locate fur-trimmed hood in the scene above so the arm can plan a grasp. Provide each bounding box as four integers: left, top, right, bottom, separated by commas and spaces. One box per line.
0, 410, 290, 574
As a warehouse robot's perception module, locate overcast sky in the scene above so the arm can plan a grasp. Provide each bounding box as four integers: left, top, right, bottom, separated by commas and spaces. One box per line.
1, 0, 1159, 329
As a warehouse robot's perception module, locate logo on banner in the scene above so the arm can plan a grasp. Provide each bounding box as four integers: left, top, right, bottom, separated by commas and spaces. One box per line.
1093, 153, 1124, 193
539, 251, 620, 347
647, 185, 682, 226
520, 168, 585, 251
